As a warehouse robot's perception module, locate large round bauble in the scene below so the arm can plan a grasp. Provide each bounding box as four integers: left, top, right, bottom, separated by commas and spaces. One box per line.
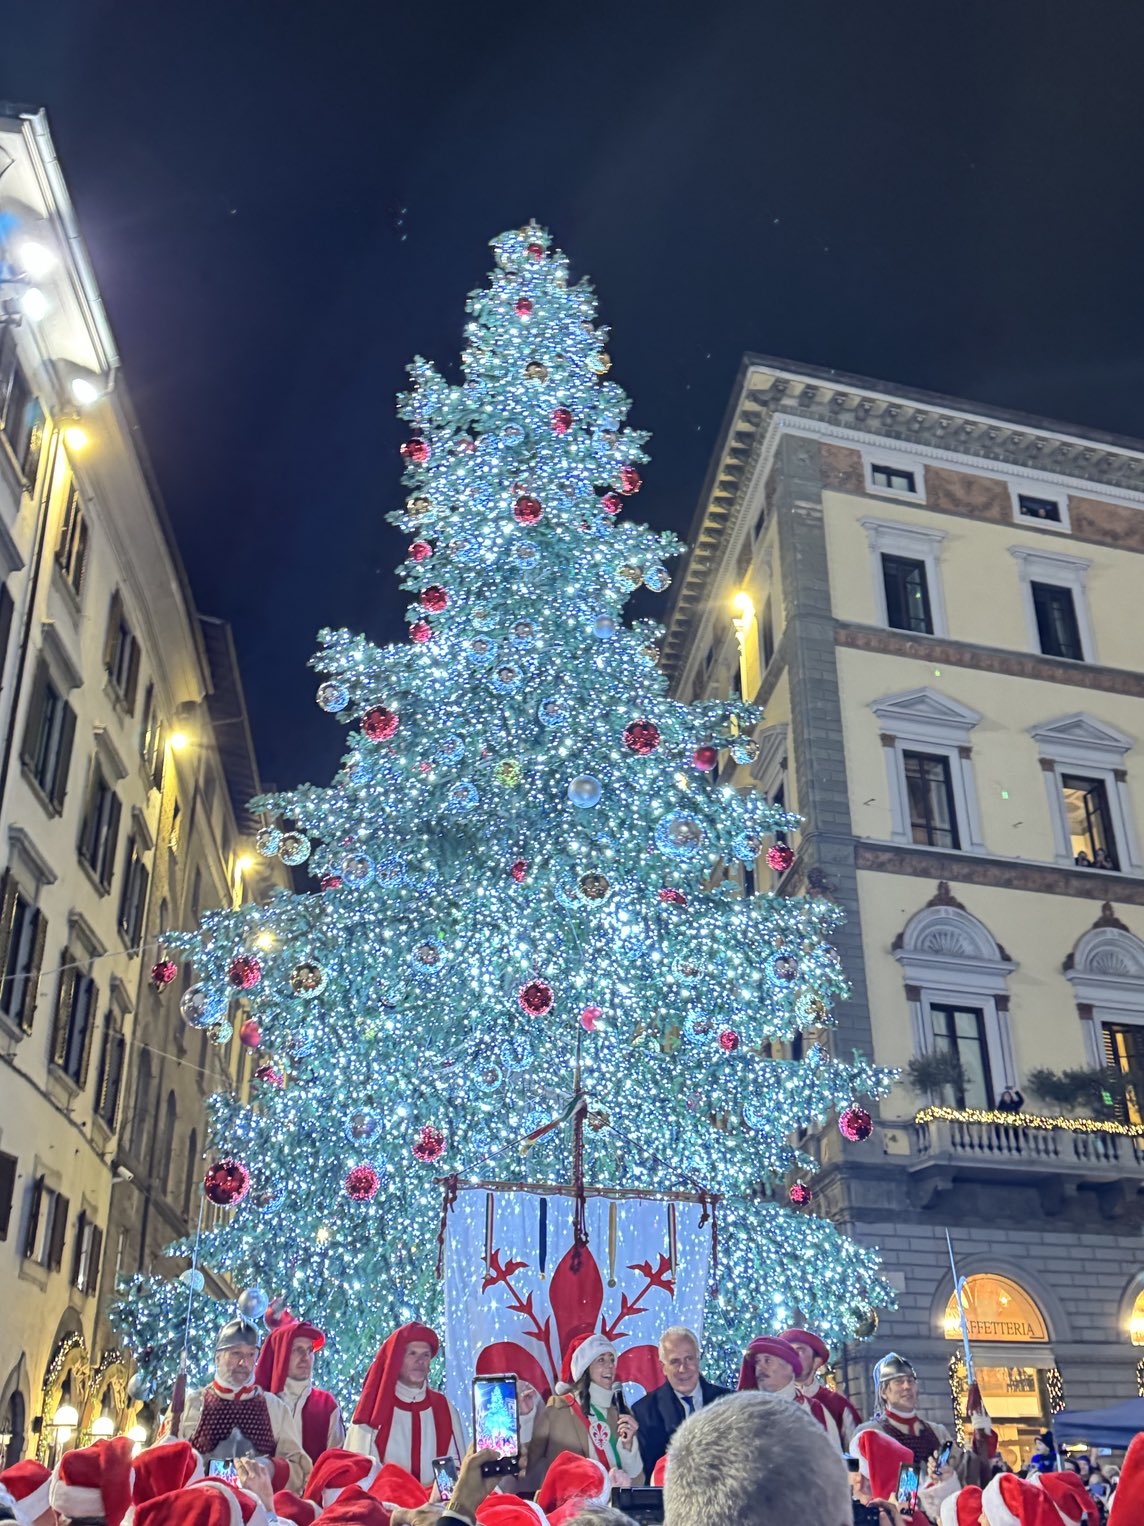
409, 540, 432, 562
345, 1164, 381, 1202
600, 492, 623, 516
514, 494, 543, 525
519, 978, 554, 1016
238, 1018, 262, 1048
316, 681, 349, 713
341, 852, 374, 887
623, 720, 660, 755
236, 1286, 269, 1321
515, 297, 533, 317
255, 826, 282, 857
363, 706, 400, 741
788, 1182, 813, 1207
568, 774, 603, 809
151, 959, 177, 989
839, 1106, 874, 1143
767, 952, 800, 986
346, 1110, 381, 1145
730, 736, 760, 765
227, 955, 261, 990
655, 812, 705, 860
551, 407, 573, 435
592, 614, 617, 640
413, 1125, 446, 1163
619, 465, 642, 494
401, 438, 429, 463
692, 745, 719, 772
180, 984, 222, 1030
291, 962, 327, 997
278, 832, 311, 866
538, 696, 569, 728
420, 585, 448, 613
767, 843, 795, 872
203, 1159, 250, 1206
643, 565, 671, 593
409, 620, 433, 643
448, 781, 479, 813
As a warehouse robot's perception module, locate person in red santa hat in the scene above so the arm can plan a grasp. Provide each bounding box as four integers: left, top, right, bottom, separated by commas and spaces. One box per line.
939, 1486, 983, 1526
523, 1333, 643, 1492
344, 1324, 464, 1488
48, 1438, 136, 1526
1031, 1470, 1096, 1526
128, 1440, 205, 1510
161, 1319, 309, 1494
737, 1334, 841, 1446
311, 1486, 389, 1526
0, 1461, 53, 1526
1107, 1430, 1144, 1526
254, 1321, 345, 1467
781, 1327, 863, 1449
534, 1451, 610, 1525
133, 1480, 244, 1526
979, 1473, 1062, 1526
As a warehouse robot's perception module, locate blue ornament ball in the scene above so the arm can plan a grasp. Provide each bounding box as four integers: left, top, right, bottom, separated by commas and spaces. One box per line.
448, 781, 479, 813
255, 826, 281, 857
490, 663, 522, 694
316, 681, 349, 713
643, 565, 672, 593
656, 812, 706, 860
538, 696, 569, 728
279, 832, 311, 867
466, 636, 496, 668
341, 852, 374, 888
180, 984, 224, 1031
437, 735, 465, 764
568, 774, 603, 808
511, 619, 537, 648
592, 614, 618, 640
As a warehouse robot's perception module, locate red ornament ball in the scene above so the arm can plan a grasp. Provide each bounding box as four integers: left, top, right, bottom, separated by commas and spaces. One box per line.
515, 297, 534, 317
692, 745, 719, 772
203, 1159, 250, 1207
150, 959, 178, 989
658, 888, 688, 907
413, 1125, 446, 1163
409, 621, 433, 644
227, 954, 262, 990
550, 407, 573, 435
788, 1182, 813, 1207
362, 706, 400, 741
409, 540, 432, 562
238, 1019, 262, 1048
623, 720, 661, 755
839, 1106, 874, 1143
510, 859, 529, 883
600, 492, 623, 516
519, 979, 554, 1016
767, 843, 796, 873
420, 584, 448, 613
345, 1164, 381, 1202
619, 465, 642, 495
580, 1005, 602, 1032
254, 1064, 285, 1088
527, 241, 544, 260
718, 1029, 741, 1052
514, 494, 543, 525
320, 874, 343, 890
401, 439, 430, 464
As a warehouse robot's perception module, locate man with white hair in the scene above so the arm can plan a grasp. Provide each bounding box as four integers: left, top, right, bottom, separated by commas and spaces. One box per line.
632, 1325, 731, 1475
663, 1389, 852, 1526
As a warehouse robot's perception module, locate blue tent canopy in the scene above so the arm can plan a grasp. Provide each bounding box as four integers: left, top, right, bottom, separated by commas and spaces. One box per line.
1053, 1398, 1144, 1447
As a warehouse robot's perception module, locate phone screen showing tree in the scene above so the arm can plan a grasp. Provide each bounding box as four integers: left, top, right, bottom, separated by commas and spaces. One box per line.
472, 1375, 519, 1459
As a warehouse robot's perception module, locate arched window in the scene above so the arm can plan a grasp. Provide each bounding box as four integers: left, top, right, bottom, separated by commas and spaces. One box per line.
942, 1275, 1049, 1343
2, 1389, 25, 1467
160, 1092, 177, 1196
183, 1128, 198, 1218
893, 884, 1016, 1108
130, 1050, 153, 1159
1129, 1287, 1144, 1345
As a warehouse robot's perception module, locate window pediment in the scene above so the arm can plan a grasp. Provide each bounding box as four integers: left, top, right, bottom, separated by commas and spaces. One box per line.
1030, 713, 1132, 761
872, 687, 981, 747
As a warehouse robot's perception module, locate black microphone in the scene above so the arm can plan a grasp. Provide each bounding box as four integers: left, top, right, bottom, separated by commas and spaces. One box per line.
613, 1383, 632, 1417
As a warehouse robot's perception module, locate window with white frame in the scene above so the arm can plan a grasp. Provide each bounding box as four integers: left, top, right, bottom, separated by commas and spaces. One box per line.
1065, 916, 1144, 1119
893, 893, 1018, 1105
1029, 714, 1142, 874
1010, 546, 1095, 662
861, 518, 947, 636
864, 452, 925, 500
871, 688, 985, 853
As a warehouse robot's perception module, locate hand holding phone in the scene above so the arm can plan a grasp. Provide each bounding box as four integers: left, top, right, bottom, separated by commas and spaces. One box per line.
895, 1463, 920, 1513
471, 1374, 520, 1477
433, 1456, 460, 1502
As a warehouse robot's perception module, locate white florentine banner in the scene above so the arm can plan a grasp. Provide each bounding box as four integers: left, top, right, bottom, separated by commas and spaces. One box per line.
442, 1188, 711, 1416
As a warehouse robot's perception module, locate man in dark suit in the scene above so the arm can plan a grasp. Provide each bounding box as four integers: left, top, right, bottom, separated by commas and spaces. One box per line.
633, 1325, 732, 1476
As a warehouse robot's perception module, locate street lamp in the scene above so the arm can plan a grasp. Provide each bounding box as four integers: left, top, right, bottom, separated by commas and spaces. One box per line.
50, 1403, 79, 1447
90, 1414, 115, 1439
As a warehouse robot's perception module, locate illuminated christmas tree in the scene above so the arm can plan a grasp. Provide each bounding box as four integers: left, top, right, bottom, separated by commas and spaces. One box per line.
112, 225, 893, 1397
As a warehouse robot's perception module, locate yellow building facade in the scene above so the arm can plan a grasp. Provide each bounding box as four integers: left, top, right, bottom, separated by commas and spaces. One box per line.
664, 357, 1144, 1458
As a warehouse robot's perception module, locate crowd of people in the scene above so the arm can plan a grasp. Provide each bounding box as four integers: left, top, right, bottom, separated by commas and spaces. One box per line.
1, 1313, 1138, 1526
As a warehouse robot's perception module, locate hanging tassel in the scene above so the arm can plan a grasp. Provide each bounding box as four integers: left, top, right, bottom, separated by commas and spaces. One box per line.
436, 1173, 459, 1278
571, 1098, 588, 1270
668, 1203, 677, 1280
709, 1198, 720, 1297
539, 1196, 548, 1280
608, 1201, 618, 1288
484, 1190, 495, 1268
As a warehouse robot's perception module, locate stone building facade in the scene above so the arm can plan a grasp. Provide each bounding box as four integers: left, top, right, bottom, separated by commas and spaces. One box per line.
664, 355, 1144, 1460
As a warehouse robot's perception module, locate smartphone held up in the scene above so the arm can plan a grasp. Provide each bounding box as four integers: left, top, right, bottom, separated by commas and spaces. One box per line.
472, 1374, 521, 1477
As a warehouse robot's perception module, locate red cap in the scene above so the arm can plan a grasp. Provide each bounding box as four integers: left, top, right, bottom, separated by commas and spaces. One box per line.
351, 1323, 439, 1456
476, 1499, 548, 1525
737, 1336, 802, 1390
982, 1474, 1065, 1526
855, 1429, 914, 1503
364, 1467, 428, 1511
1109, 1433, 1144, 1526
1036, 1472, 1096, 1525
779, 1328, 830, 1366
271, 1493, 318, 1526
0, 1461, 52, 1525
50, 1438, 136, 1526
312, 1486, 389, 1526
650, 1456, 667, 1487
535, 1451, 609, 1514
130, 1441, 204, 1504
134, 1486, 236, 1526
302, 1452, 379, 1508
254, 1321, 326, 1396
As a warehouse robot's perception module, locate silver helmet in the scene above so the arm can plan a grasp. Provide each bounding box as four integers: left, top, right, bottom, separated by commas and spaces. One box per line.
872, 1351, 917, 1398
215, 1317, 262, 1353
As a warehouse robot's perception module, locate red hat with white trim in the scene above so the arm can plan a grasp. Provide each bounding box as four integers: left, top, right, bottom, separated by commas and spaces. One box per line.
271, 1493, 318, 1526
476, 1498, 548, 1526
0, 1461, 52, 1526
50, 1438, 136, 1526
1109, 1431, 1144, 1526
363, 1467, 428, 1511
133, 1486, 235, 1526
854, 1429, 913, 1504
981, 1474, 1061, 1526
940, 1488, 984, 1526
535, 1452, 609, 1517
302, 1452, 380, 1509
312, 1486, 389, 1526
650, 1456, 667, 1487
1034, 1471, 1096, 1525
130, 1441, 204, 1505
190, 1480, 269, 1526
553, 1334, 615, 1396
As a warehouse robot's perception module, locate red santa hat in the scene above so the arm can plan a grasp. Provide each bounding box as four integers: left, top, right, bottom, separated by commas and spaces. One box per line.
779, 1328, 830, 1367
650, 1455, 667, 1487
133, 1486, 236, 1526
185, 1481, 269, 1526
553, 1334, 615, 1396
312, 1486, 389, 1526
0, 1460, 52, 1526
350, 1322, 439, 1453
940, 1487, 984, 1526
1109, 1431, 1144, 1526
981, 1474, 1061, 1526
1034, 1471, 1096, 1525
50, 1438, 136, 1526
476, 1498, 548, 1526
129, 1440, 204, 1505
854, 1429, 914, 1503
737, 1336, 802, 1391
302, 1451, 381, 1508
364, 1467, 428, 1511
271, 1493, 318, 1526
535, 1452, 610, 1517
253, 1321, 326, 1396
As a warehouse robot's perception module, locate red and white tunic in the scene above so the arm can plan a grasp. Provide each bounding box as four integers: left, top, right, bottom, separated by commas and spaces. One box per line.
278, 1378, 346, 1465
799, 1375, 862, 1449
345, 1380, 465, 1487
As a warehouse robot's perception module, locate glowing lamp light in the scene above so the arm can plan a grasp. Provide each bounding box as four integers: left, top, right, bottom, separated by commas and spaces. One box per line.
63, 424, 89, 451
19, 287, 48, 321
71, 377, 101, 406
731, 591, 755, 622
52, 1403, 79, 1431
91, 1414, 115, 1438
168, 731, 189, 752
127, 1423, 148, 1445
235, 855, 254, 874
254, 930, 275, 951
17, 239, 56, 278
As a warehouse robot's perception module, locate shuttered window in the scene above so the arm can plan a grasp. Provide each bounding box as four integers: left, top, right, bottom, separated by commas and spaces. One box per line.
20, 660, 76, 812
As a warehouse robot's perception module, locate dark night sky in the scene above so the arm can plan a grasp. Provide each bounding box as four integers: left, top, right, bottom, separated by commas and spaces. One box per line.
4, 2, 1144, 792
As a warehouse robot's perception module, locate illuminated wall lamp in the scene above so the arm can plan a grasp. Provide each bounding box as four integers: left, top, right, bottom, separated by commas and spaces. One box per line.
90, 1414, 115, 1439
